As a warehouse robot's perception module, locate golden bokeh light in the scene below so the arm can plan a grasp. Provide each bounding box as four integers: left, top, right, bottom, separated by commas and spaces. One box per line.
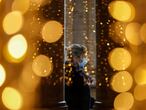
41, 20, 63, 43
114, 92, 134, 110
134, 85, 146, 101
3, 11, 23, 35
0, 64, 6, 87
30, 0, 52, 6
7, 34, 28, 60
125, 23, 142, 46
108, 48, 131, 71
19, 62, 40, 92
32, 55, 53, 77
111, 71, 133, 93
30, 0, 47, 5
12, 0, 30, 14
30, 0, 43, 4
109, 21, 127, 44
2, 87, 23, 110
140, 23, 146, 43
134, 64, 146, 85
108, 1, 135, 22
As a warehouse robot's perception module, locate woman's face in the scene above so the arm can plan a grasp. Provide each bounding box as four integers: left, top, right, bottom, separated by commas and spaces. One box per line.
73, 54, 84, 64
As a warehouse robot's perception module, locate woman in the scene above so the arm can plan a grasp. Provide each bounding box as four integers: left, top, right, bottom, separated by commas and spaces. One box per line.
65, 44, 93, 110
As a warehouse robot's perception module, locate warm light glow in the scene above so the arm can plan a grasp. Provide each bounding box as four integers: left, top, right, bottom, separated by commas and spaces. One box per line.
125, 23, 142, 46
111, 71, 133, 93
7, 34, 28, 60
30, 0, 43, 4
134, 64, 146, 85
20, 62, 40, 92
140, 23, 146, 43
3, 11, 23, 35
0, 64, 6, 87
41, 20, 63, 43
114, 92, 134, 110
109, 22, 127, 44
108, 1, 135, 22
12, 0, 30, 14
108, 48, 131, 70
32, 55, 53, 77
30, 0, 51, 5
2, 87, 23, 110
134, 85, 146, 101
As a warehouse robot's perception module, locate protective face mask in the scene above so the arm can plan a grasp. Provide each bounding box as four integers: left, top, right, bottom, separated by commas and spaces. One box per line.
79, 58, 88, 69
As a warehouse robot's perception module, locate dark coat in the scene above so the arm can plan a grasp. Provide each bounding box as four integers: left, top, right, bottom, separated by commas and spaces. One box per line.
65, 62, 90, 110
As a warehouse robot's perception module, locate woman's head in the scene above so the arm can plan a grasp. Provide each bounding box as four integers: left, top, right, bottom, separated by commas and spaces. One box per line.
66, 44, 87, 65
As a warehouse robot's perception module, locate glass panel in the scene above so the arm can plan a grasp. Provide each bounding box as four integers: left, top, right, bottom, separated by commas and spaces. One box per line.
64, 0, 96, 102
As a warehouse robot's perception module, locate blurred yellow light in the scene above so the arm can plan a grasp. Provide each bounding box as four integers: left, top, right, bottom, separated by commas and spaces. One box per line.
140, 23, 146, 43
12, 0, 30, 14
0, 64, 6, 87
134, 85, 146, 101
108, 1, 135, 22
7, 34, 28, 60
20, 62, 40, 92
30, 0, 52, 5
30, 0, 44, 5
111, 71, 133, 93
114, 92, 134, 110
3, 11, 23, 35
125, 23, 142, 46
134, 64, 146, 85
32, 55, 53, 77
109, 22, 127, 44
41, 20, 63, 43
2, 87, 23, 110
108, 48, 131, 71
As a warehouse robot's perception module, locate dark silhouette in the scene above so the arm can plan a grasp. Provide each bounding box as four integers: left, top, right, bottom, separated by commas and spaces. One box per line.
65, 44, 94, 110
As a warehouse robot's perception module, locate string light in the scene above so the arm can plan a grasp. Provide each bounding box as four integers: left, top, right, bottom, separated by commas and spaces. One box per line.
32, 55, 53, 77
6, 34, 28, 62
2, 0, 146, 109
12, 0, 30, 14
125, 22, 142, 46
3, 11, 24, 35
140, 23, 146, 43
134, 85, 146, 101
0, 0, 64, 109
108, 1, 135, 22
2, 87, 23, 110
0, 64, 6, 87
134, 64, 146, 85
41, 20, 63, 43
108, 48, 131, 71
111, 71, 133, 93
114, 92, 134, 110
